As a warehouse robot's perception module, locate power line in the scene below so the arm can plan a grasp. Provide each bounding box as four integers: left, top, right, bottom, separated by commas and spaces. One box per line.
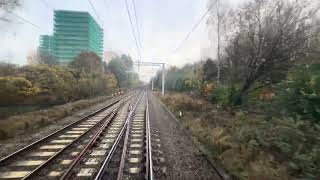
173, 1, 218, 53
88, 0, 103, 25
124, 0, 142, 61
102, 0, 113, 25
5, 10, 41, 29
40, 0, 54, 10
132, 0, 142, 48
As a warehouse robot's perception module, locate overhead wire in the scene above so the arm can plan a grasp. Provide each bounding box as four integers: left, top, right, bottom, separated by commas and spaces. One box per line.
40, 0, 54, 10
132, 0, 142, 49
88, 0, 103, 25
124, 0, 142, 62
5, 10, 41, 29
173, 0, 218, 53
103, 0, 111, 23
131, 0, 143, 72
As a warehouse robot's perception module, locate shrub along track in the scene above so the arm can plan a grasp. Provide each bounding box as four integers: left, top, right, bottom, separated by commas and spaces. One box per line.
0, 93, 132, 179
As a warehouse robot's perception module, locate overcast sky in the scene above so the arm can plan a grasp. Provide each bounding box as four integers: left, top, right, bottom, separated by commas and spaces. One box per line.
0, 0, 247, 81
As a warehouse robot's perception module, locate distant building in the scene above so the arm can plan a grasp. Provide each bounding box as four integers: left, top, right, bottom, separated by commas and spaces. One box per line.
39, 10, 104, 64
39, 35, 54, 55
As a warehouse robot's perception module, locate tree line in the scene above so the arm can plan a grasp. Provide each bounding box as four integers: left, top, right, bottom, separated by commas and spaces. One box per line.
0, 51, 139, 106
154, 0, 320, 123
154, 1, 320, 178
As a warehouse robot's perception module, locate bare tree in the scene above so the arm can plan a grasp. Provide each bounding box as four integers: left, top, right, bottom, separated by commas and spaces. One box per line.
0, 0, 20, 22
223, 0, 320, 105
26, 50, 39, 65
207, 0, 229, 85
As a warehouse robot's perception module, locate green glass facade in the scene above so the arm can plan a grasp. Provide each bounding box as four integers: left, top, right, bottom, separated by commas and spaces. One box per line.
39, 35, 54, 54
39, 10, 104, 64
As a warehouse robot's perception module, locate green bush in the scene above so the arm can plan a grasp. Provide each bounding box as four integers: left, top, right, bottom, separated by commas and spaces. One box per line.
274, 65, 320, 123
0, 76, 41, 105
208, 86, 237, 107
162, 92, 320, 179
0, 59, 119, 106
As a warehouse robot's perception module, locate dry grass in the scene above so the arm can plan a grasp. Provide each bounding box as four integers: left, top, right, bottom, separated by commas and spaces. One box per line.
159, 92, 292, 180
0, 95, 111, 140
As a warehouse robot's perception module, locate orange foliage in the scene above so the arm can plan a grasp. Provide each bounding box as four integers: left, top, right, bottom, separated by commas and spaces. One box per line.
203, 83, 214, 97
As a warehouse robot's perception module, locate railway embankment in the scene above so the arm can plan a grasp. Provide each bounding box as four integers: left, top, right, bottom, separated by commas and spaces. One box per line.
156, 91, 320, 180
0, 93, 124, 159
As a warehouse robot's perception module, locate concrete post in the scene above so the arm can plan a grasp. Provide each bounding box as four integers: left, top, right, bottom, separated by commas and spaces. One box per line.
151, 79, 154, 91
162, 64, 165, 95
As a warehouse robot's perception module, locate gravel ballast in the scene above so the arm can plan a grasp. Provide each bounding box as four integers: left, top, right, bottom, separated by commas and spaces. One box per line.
148, 92, 222, 180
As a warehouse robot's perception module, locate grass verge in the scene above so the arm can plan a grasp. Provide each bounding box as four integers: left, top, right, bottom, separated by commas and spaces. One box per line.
0, 95, 114, 140
156, 92, 320, 180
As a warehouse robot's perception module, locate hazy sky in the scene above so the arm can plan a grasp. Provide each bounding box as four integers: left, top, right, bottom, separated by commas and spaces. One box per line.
0, 0, 246, 81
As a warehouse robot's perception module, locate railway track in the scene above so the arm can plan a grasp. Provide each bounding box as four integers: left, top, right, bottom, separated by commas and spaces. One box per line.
0, 90, 156, 180
0, 88, 230, 180
0, 93, 131, 179
53, 90, 153, 180
93, 91, 153, 180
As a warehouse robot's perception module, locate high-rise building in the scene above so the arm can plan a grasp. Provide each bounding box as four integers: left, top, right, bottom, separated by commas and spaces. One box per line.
39, 10, 104, 64
39, 35, 54, 54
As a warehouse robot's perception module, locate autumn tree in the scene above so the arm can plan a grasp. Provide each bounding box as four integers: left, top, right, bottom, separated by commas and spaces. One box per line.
70, 52, 119, 98
154, 63, 203, 93
203, 59, 217, 83
207, 0, 230, 84
0, 62, 17, 76
70, 52, 103, 73
223, 0, 319, 105
38, 51, 58, 66
108, 54, 138, 87
0, 76, 40, 105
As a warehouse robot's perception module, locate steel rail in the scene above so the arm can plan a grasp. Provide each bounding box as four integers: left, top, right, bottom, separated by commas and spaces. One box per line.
116, 91, 145, 180
21, 103, 125, 179
59, 107, 119, 180
95, 91, 144, 180
146, 93, 154, 180
0, 96, 123, 165
94, 112, 128, 180
94, 113, 127, 180
116, 107, 133, 180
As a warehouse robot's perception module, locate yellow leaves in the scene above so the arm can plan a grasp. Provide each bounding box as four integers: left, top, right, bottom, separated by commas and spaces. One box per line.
309, 78, 316, 87
105, 73, 117, 90
0, 76, 40, 96
248, 153, 289, 180
0, 76, 42, 105
220, 146, 289, 180
211, 127, 232, 148
203, 82, 214, 96
219, 147, 249, 179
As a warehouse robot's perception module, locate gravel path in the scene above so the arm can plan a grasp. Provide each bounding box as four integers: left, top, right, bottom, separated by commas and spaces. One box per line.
148, 92, 222, 180
0, 95, 123, 159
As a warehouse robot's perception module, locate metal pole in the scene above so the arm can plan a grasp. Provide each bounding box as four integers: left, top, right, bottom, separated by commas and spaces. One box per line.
162, 64, 165, 95
151, 79, 154, 91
